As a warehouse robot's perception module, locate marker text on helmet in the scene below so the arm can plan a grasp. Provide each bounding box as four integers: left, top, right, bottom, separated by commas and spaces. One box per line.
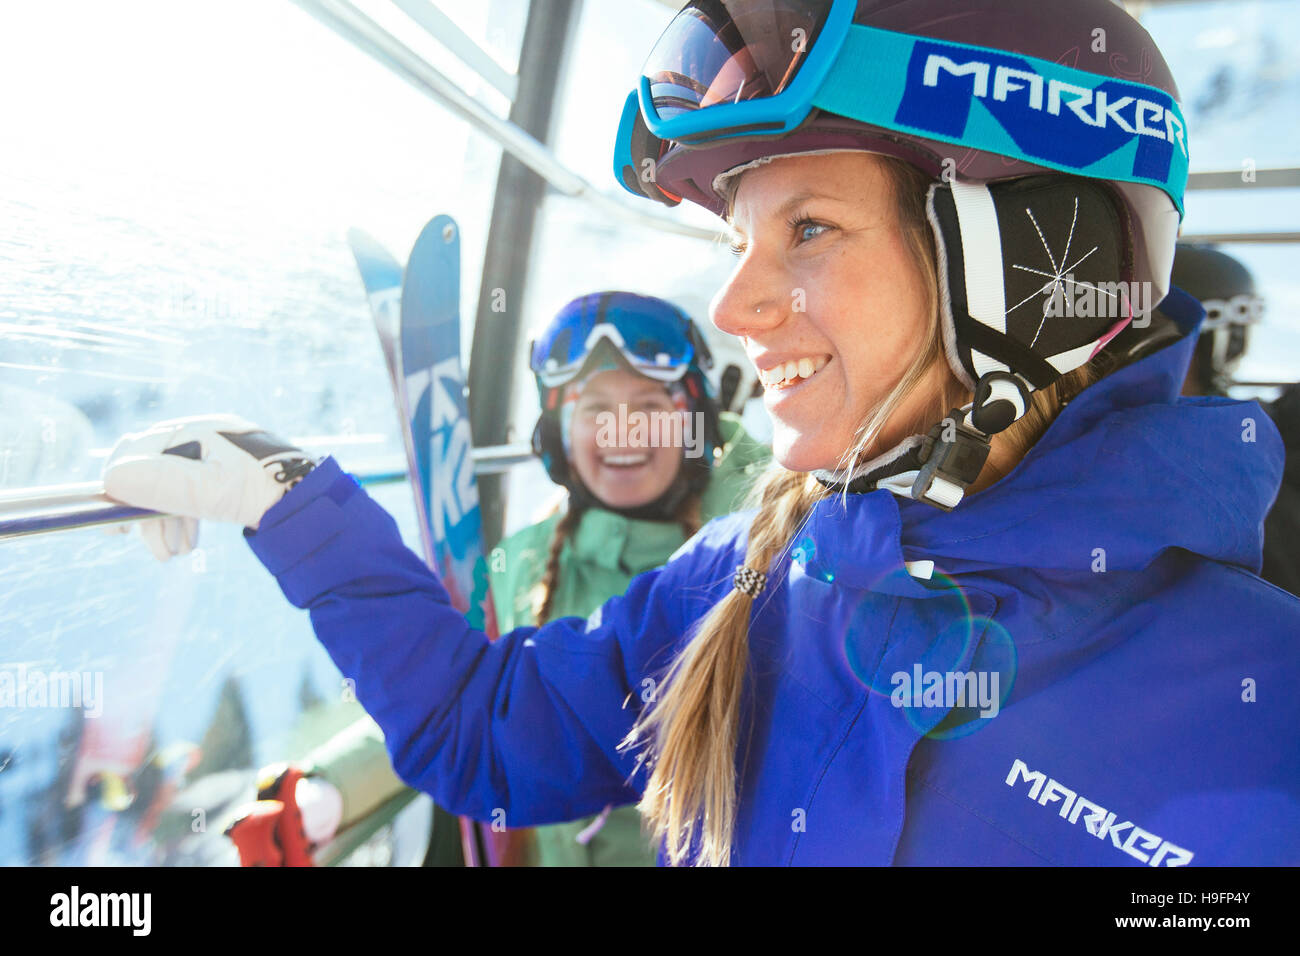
811, 25, 1189, 213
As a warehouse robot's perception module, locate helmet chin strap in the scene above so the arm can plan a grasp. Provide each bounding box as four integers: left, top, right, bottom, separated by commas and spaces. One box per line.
812, 370, 1031, 511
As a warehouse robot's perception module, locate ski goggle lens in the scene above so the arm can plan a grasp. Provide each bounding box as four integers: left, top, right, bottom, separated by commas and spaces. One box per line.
530, 296, 696, 386
643, 0, 832, 123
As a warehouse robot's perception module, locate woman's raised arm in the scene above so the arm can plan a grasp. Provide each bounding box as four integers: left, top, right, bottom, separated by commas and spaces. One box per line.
246, 455, 743, 827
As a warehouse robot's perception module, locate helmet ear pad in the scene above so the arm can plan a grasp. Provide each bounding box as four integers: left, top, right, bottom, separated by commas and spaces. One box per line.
531, 410, 571, 489
926, 175, 1132, 399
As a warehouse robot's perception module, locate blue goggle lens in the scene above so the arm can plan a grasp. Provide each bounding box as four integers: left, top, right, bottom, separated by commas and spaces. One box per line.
531, 296, 696, 384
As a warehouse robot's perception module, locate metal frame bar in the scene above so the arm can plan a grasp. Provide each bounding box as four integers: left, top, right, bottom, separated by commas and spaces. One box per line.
391, 0, 519, 102
469, 0, 579, 551
1187, 168, 1300, 191
0, 443, 535, 542
1178, 232, 1300, 244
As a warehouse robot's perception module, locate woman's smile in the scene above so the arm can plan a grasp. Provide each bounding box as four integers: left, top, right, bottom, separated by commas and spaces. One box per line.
756, 354, 833, 412
595, 449, 655, 483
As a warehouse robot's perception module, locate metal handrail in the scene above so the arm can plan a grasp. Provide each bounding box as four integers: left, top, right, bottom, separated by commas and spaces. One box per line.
0, 443, 536, 541
390, 0, 518, 102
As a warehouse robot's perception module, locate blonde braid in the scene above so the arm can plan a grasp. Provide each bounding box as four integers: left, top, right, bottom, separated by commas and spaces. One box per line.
620, 466, 826, 866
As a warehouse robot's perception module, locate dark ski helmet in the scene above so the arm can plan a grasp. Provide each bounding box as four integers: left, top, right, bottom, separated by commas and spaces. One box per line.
529, 291, 722, 519
1171, 244, 1264, 395
614, 0, 1189, 509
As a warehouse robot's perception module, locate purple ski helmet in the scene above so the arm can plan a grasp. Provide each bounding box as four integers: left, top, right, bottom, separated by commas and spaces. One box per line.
612, 0, 1189, 508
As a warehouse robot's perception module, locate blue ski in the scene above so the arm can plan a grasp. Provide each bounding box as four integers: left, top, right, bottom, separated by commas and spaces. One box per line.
348, 219, 511, 866
399, 216, 488, 626
346, 228, 433, 567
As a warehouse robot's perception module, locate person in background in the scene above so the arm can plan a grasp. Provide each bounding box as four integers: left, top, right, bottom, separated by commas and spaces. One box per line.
220, 292, 769, 866
1166, 243, 1297, 594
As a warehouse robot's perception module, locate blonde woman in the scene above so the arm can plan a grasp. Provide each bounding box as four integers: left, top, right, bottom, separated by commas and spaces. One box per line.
105, 0, 1300, 866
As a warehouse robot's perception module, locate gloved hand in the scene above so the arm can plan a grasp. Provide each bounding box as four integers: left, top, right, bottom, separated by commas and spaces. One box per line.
223, 764, 343, 867
103, 414, 317, 561
101, 514, 200, 564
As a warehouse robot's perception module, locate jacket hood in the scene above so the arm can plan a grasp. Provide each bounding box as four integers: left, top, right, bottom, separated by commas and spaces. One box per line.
802, 323, 1284, 586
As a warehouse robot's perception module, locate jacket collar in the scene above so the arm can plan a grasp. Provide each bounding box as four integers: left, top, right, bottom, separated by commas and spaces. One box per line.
797, 326, 1284, 589
570, 507, 687, 575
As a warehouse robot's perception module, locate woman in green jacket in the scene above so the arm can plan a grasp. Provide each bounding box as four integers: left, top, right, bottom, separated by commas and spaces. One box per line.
492, 290, 769, 865
223, 291, 767, 866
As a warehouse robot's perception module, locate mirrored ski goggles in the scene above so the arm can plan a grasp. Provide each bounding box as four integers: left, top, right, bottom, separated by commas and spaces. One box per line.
615, 0, 1188, 215
530, 310, 698, 389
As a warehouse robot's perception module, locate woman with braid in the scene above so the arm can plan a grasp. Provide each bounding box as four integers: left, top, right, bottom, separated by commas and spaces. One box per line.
105, 0, 1300, 866
485, 291, 768, 864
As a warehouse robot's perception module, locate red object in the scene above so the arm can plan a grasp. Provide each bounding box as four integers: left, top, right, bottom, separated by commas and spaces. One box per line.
225, 765, 315, 867
225, 801, 287, 867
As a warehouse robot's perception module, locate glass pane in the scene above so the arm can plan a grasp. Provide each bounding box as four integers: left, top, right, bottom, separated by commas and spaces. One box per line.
505, 1, 773, 528
0, 0, 522, 864
1140, 0, 1300, 394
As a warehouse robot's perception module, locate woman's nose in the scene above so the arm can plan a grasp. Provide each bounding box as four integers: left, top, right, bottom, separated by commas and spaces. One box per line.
710, 253, 788, 339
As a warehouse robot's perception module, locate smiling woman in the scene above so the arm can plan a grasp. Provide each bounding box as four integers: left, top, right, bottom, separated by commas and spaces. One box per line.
491, 290, 768, 865
93, 0, 1300, 871
569, 368, 688, 509
715, 151, 1106, 485
716, 152, 956, 474
606, 0, 1295, 868
631, 142, 1117, 864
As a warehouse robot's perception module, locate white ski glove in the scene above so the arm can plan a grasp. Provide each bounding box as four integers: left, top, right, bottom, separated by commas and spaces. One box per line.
102, 512, 201, 563
103, 414, 317, 561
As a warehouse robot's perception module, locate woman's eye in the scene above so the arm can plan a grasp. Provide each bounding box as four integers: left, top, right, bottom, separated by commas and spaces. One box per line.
795, 220, 828, 244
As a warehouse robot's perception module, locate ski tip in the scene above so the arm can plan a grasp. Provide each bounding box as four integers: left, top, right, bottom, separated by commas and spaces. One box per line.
347, 228, 398, 264
409, 214, 460, 258
348, 228, 403, 292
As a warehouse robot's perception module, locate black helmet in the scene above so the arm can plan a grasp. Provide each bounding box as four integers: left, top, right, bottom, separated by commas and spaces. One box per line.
1171, 244, 1264, 395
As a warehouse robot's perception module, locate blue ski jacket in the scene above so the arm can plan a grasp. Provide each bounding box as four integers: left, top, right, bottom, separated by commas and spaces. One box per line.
246, 322, 1300, 866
